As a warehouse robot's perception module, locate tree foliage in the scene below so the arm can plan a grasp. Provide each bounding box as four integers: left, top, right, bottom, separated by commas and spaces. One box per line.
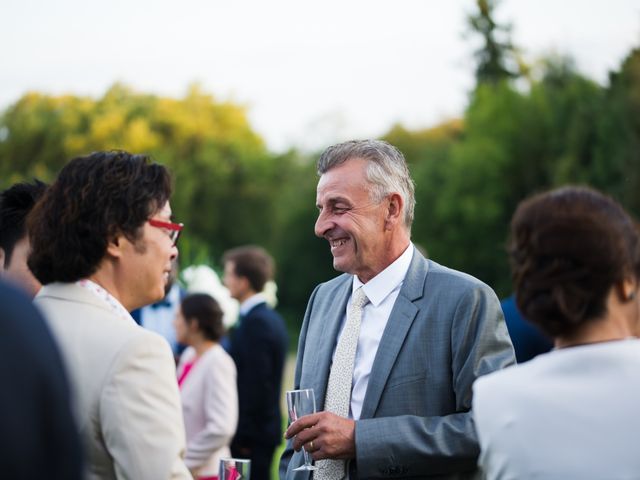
1, 42, 640, 325
467, 0, 520, 85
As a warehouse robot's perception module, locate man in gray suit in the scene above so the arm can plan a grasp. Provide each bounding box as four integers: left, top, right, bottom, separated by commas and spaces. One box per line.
281, 140, 515, 479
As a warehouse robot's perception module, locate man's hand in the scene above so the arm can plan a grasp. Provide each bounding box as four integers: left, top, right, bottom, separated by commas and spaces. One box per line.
284, 411, 356, 460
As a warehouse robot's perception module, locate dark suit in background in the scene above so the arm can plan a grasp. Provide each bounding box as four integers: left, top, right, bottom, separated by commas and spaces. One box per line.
0, 280, 83, 479
501, 294, 553, 363
230, 301, 288, 480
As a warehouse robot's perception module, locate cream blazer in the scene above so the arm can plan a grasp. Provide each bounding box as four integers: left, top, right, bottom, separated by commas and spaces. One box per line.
177, 345, 238, 477
473, 339, 640, 479
35, 282, 192, 480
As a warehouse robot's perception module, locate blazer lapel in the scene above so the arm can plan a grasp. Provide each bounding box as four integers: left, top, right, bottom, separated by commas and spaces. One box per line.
360, 251, 429, 419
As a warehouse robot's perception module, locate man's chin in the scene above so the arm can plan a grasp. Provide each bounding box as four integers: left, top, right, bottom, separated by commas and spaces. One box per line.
332, 258, 350, 273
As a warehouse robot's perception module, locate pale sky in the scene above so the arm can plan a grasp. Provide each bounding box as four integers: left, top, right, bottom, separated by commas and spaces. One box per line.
1, 0, 639, 152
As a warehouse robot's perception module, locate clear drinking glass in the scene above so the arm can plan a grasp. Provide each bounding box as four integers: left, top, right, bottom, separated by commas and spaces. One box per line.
218, 457, 251, 480
286, 388, 317, 471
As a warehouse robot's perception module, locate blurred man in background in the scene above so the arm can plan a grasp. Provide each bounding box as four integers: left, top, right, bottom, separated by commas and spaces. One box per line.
223, 245, 288, 480
0, 179, 47, 297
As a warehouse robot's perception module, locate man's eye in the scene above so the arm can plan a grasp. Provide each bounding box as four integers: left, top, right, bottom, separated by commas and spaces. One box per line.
334, 207, 349, 214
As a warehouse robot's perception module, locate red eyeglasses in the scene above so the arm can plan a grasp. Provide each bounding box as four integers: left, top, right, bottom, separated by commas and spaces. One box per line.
148, 219, 184, 246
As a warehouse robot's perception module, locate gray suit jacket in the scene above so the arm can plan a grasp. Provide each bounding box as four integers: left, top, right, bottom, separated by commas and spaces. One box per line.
280, 250, 515, 479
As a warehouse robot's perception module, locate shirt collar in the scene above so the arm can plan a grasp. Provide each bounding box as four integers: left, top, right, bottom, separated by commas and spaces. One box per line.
353, 243, 414, 307
77, 279, 133, 321
239, 292, 267, 316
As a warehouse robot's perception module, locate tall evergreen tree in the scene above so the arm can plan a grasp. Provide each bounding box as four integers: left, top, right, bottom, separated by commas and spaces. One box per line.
467, 0, 520, 85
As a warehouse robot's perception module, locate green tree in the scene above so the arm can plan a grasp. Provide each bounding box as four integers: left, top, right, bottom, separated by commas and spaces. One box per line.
467, 0, 520, 85
593, 48, 640, 215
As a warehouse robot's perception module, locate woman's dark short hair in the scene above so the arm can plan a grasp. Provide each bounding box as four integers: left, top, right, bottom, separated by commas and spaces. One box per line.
181, 293, 224, 342
509, 186, 640, 338
28, 151, 171, 284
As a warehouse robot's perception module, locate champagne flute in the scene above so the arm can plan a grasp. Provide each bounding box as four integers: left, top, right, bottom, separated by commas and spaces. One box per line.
286, 388, 317, 471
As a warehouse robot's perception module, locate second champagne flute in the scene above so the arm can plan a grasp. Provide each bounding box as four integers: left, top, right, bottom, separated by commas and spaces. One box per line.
286, 388, 317, 471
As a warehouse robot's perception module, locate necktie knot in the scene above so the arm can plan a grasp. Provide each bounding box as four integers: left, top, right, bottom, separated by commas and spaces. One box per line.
351, 287, 368, 311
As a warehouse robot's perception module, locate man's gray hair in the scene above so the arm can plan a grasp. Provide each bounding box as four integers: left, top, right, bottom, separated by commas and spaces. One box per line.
317, 139, 416, 228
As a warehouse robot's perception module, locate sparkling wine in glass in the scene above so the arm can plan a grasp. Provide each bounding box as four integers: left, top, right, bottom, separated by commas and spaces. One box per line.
286, 388, 317, 471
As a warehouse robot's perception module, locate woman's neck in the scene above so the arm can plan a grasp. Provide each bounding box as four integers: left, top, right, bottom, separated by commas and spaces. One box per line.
191, 337, 216, 357
555, 316, 634, 349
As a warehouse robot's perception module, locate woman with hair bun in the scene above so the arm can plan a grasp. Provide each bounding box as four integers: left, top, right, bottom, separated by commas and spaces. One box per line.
473, 186, 640, 479
174, 293, 238, 480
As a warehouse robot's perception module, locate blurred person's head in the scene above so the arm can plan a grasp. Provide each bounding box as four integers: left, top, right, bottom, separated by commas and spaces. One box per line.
0, 180, 47, 297
28, 151, 181, 310
174, 293, 224, 345
222, 245, 274, 302
509, 186, 640, 343
314, 139, 414, 282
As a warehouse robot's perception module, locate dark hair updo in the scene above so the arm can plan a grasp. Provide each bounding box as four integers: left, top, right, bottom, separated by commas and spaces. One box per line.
180, 293, 224, 342
509, 186, 640, 338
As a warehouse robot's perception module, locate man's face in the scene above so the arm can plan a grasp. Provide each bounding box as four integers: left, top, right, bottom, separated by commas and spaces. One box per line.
223, 261, 247, 301
0, 236, 41, 298
314, 158, 390, 283
121, 201, 178, 310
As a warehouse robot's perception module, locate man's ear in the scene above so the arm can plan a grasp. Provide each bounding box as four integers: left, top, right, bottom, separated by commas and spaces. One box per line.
384, 193, 404, 230
240, 275, 253, 295
619, 276, 638, 302
106, 235, 125, 259
0, 247, 5, 271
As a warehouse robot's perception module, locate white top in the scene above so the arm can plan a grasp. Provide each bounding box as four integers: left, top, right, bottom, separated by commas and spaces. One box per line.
334, 243, 413, 420
473, 338, 640, 480
177, 344, 238, 477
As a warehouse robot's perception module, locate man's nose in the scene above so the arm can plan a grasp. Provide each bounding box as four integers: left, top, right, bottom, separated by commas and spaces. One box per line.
314, 211, 331, 238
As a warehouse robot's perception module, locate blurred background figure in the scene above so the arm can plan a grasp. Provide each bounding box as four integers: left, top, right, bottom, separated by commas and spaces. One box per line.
174, 293, 238, 480
0, 179, 47, 297
182, 264, 240, 330
223, 246, 288, 480
132, 257, 187, 360
0, 279, 83, 480
473, 186, 640, 479
501, 294, 553, 363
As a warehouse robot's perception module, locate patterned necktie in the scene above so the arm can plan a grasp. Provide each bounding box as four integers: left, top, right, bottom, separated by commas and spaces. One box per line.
316, 287, 369, 480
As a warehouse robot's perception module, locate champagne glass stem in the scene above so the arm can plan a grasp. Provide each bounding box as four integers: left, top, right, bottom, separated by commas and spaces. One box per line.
302, 446, 313, 467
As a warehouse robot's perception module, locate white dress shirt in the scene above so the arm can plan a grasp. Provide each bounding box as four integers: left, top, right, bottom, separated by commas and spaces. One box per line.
239, 292, 268, 317
332, 243, 414, 420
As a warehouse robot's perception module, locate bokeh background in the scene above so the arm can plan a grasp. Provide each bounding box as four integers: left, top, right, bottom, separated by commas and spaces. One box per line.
2, 0, 640, 338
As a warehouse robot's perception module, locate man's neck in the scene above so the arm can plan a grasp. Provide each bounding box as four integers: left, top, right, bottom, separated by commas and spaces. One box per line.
237, 289, 257, 304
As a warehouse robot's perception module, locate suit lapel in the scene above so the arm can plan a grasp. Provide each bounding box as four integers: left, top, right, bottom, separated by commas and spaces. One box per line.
360, 251, 429, 419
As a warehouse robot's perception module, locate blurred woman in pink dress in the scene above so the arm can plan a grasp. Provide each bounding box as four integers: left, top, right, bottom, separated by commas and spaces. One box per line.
175, 293, 238, 480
